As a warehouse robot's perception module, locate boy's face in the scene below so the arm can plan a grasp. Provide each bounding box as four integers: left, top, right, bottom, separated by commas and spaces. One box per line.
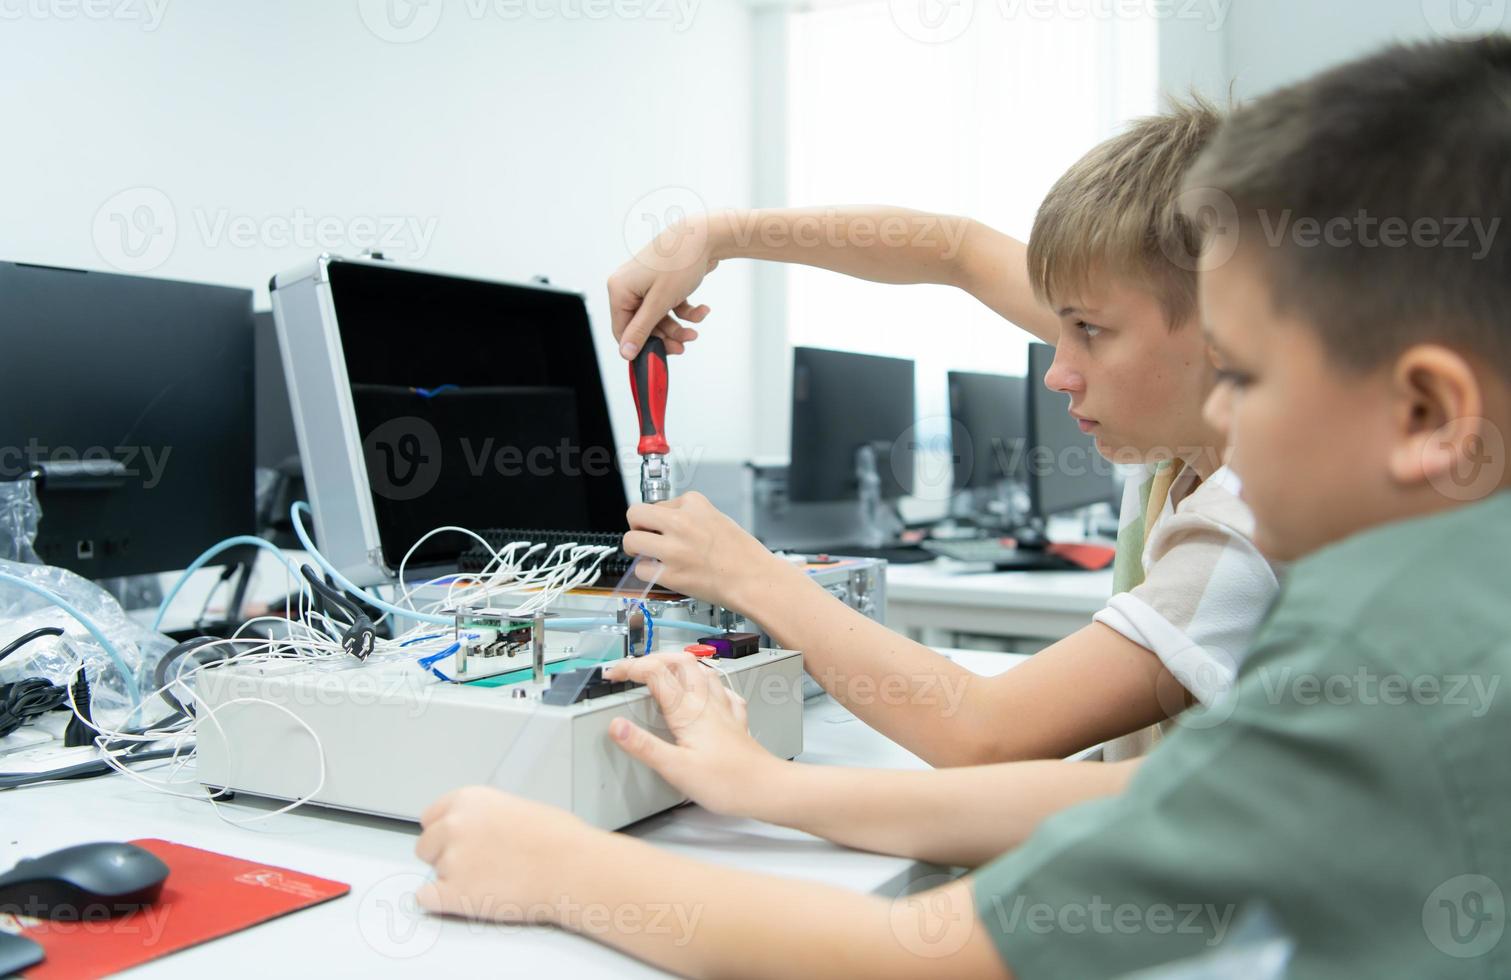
1198, 251, 1401, 561
1044, 277, 1216, 467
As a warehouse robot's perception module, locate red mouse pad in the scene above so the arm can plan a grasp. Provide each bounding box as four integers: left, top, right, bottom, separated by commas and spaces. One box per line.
1046, 542, 1117, 570
14, 838, 348, 978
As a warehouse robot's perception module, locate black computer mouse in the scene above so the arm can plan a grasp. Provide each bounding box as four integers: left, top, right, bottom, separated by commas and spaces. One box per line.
0, 842, 169, 920
1012, 526, 1049, 551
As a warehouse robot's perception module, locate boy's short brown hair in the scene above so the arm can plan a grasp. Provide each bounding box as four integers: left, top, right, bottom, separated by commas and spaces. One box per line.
1027, 97, 1224, 327
1184, 36, 1511, 375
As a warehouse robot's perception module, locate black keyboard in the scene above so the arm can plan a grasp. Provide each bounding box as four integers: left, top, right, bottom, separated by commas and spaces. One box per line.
458, 528, 634, 579
920, 539, 1078, 571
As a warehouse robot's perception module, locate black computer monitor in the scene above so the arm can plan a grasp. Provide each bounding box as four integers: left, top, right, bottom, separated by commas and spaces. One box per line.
0, 261, 255, 578
947, 371, 1027, 492
788, 347, 916, 504
254, 310, 299, 471
1025, 342, 1117, 519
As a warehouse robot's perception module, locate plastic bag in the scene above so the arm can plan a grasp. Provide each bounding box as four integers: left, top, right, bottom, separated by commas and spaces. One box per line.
0, 478, 42, 564
0, 555, 174, 731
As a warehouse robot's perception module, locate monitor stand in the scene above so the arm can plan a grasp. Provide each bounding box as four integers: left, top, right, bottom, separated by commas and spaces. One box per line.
854, 443, 903, 549
800, 445, 935, 565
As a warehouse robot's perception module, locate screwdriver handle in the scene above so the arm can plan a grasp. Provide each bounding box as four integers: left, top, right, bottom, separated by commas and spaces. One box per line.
629, 336, 670, 456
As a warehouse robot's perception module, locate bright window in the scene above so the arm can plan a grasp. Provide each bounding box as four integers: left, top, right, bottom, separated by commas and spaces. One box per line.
785, 3, 1159, 438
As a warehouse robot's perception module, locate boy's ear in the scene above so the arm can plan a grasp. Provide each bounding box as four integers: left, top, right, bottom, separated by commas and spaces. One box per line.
1386, 345, 1494, 492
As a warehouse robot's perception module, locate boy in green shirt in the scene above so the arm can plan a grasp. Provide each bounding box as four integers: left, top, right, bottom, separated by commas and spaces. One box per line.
413, 36, 1511, 978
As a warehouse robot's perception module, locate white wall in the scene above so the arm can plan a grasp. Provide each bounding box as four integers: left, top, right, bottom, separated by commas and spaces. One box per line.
1161, 0, 1508, 101
0, 0, 757, 468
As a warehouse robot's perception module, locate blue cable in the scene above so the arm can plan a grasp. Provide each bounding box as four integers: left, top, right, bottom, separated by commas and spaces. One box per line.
547, 618, 616, 630
634, 601, 654, 655
290, 502, 452, 627
0, 571, 142, 706
645, 619, 713, 633
417, 642, 460, 670
153, 535, 305, 633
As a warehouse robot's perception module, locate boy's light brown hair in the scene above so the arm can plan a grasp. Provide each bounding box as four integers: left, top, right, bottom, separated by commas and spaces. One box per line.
1027, 97, 1224, 327
1184, 36, 1510, 376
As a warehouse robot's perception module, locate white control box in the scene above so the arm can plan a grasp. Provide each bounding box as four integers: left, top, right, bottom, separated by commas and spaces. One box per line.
195, 647, 804, 829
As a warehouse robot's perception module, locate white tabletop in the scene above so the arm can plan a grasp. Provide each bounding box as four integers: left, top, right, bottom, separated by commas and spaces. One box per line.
884, 562, 1112, 645
6, 650, 1025, 977
886, 562, 1112, 612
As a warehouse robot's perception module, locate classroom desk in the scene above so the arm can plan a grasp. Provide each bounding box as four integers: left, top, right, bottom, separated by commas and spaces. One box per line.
885, 561, 1113, 649
7, 650, 1025, 978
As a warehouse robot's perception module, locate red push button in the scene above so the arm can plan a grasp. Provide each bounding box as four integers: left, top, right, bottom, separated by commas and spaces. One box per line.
684, 644, 717, 658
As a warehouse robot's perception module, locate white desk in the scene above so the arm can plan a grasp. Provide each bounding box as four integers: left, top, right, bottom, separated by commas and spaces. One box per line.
886, 561, 1113, 649
7, 650, 1023, 977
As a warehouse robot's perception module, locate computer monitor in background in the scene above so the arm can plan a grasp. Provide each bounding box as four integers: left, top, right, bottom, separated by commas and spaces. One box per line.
788, 347, 916, 504
253, 310, 304, 547
1025, 342, 1118, 519
254, 310, 299, 472
0, 261, 256, 578
947, 371, 1028, 492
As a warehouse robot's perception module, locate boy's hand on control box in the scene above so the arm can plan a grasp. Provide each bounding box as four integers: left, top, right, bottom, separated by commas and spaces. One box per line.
622, 491, 790, 613
414, 786, 590, 924
602, 650, 781, 817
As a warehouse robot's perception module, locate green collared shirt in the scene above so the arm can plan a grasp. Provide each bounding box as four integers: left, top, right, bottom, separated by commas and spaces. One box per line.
974, 491, 1511, 978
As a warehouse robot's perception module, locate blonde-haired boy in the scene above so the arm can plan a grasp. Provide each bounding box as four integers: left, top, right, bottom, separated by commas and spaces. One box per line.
597, 96, 1277, 797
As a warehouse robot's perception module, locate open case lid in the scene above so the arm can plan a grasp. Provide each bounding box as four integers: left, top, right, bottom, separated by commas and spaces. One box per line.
271, 256, 628, 585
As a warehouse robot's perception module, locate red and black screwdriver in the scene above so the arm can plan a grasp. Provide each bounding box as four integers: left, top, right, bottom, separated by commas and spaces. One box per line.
629, 336, 672, 504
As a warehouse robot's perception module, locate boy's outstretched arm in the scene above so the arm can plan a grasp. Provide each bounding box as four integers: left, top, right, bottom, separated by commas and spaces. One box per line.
608, 206, 1061, 358
625, 494, 1178, 767
603, 651, 1141, 867
416, 786, 1010, 980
